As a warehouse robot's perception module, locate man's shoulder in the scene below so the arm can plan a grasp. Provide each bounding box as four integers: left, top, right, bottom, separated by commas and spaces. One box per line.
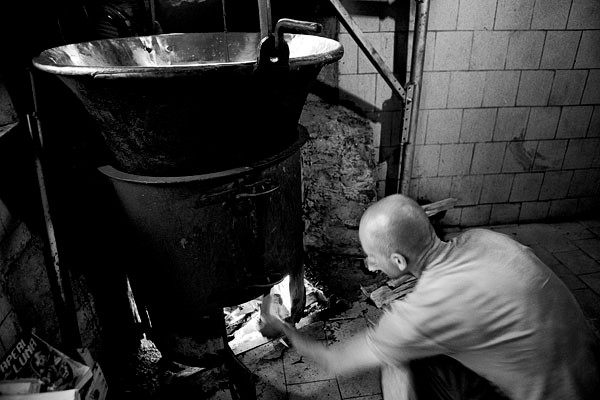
434, 228, 534, 281
454, 228, 521, 249
457, 227, 506, 239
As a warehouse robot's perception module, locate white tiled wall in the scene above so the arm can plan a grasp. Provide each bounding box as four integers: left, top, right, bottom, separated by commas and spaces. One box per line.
336, 0, 600, 225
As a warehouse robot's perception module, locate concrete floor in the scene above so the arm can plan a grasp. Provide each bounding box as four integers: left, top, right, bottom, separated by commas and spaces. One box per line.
230, 218, 600, 400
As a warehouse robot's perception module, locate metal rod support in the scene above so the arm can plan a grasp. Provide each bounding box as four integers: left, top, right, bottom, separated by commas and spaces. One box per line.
27, 70, 82, 349
399, 0, 430, 195
257, 0, 272, 39
25, 114, 66, 304
328, 0, 407, 101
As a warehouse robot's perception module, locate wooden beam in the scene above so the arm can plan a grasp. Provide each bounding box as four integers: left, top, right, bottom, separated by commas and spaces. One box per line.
421, 198, 458, 217
367, 276, 417, 308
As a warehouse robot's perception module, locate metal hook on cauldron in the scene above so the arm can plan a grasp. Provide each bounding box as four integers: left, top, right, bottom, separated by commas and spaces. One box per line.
274, 18, 322, 55
256, 18, 323, 70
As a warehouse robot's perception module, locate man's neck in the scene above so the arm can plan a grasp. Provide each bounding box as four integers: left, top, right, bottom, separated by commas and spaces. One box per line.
410, 236, 444, 278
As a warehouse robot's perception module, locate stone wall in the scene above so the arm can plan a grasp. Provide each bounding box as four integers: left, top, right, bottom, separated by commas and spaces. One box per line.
300, 94, 378, 255
336, 0, 411, 198
0, 74, 28, 356
0, 175, 103, 362
0, 74, 102, 361
0, 204, 27, 355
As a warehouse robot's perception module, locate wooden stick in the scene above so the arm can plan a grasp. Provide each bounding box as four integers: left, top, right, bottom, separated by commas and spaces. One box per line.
421, 197, 458, 217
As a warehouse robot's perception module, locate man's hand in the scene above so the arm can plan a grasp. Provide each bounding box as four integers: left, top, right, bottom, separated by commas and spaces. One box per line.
258, 294, 288, 338
258, 294, 381, 376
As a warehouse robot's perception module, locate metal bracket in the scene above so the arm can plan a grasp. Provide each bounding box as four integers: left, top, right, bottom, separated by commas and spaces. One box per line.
256, 34, 290, 69
401, 82, 415, 144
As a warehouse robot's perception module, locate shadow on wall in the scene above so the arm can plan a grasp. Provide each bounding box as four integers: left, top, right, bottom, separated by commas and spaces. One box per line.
331, 0, 412, 196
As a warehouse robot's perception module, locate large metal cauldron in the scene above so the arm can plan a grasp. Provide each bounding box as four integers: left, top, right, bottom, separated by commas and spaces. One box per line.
32, 32, 343, 176
32, 25, 342, 375
98, 132, 306, 364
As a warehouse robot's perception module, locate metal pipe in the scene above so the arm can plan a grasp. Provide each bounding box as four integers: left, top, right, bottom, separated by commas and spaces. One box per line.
220, 0, 230, 62
399, 0, 430, 195
274, 18, 322, 52
257, 0, 272, 39
148, 0, 158, 33
27, 70, 81, 349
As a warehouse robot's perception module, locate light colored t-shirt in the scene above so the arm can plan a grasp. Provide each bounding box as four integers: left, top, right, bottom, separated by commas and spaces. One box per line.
366, 229, 599, 400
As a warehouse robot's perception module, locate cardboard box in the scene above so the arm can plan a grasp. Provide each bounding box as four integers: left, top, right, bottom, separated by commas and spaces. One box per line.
75, 349, 107, 400
0, 388, 80, 399
0, 333, 92, 393
0, 378, 43, 395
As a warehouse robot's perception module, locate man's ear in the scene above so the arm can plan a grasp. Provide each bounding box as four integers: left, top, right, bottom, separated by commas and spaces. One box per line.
390, 253, 407, 272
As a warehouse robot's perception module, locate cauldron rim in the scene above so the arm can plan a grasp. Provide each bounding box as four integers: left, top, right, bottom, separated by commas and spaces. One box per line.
32, 32, 344, 78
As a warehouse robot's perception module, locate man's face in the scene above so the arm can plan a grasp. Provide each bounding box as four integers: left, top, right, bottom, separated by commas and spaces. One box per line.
363, 252, 403, 279
359, 215, 407, 279
360, 233, 403, 279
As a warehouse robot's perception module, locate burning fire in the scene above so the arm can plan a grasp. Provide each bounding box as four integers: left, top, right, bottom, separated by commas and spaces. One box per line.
224, 275, 326, 355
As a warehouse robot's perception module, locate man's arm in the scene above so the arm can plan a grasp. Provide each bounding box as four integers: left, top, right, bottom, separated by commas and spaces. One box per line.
260, 295, 381, 376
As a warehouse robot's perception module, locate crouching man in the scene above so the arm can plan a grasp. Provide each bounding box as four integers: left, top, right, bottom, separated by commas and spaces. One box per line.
260, 194, 600, 399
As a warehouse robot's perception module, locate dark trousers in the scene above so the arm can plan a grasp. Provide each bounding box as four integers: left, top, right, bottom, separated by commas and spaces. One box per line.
382, 356, 510, 400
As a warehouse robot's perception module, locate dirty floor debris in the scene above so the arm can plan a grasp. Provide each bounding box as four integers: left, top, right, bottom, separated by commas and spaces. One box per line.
118, 218, 600, 400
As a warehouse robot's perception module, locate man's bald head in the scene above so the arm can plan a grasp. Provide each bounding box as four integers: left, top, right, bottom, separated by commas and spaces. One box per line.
359, 194, 436, 268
